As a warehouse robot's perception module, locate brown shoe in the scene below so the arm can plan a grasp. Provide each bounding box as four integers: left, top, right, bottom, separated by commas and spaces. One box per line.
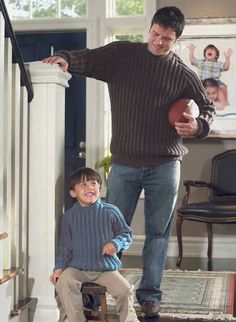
141, 301, 160, 317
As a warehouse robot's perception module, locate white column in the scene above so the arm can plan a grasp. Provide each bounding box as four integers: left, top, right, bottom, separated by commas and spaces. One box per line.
0, 13, 5, 276
27, 62, 71, 322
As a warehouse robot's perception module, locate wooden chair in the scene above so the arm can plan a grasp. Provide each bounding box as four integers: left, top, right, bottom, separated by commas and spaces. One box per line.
176, 149, 236, 270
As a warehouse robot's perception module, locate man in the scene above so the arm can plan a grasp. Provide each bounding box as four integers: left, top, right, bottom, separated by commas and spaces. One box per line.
43, 6, 215, 318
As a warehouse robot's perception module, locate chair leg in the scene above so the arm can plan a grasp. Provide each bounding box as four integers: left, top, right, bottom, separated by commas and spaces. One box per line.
207, 223, 213, 271
100, 293, 108, 322
176, 215, 183, 268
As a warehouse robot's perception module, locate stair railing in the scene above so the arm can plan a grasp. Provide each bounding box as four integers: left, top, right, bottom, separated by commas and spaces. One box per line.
0, 0, 34, 102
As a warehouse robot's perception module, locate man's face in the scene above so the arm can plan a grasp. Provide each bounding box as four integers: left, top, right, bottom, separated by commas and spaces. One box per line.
148, 23, 177, 56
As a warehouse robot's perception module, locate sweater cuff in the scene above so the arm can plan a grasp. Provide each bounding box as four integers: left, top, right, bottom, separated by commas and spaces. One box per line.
54, 51, 71, 65
54, 261, 67, 271
112, 240, 121, 253
194, 118, 211, 139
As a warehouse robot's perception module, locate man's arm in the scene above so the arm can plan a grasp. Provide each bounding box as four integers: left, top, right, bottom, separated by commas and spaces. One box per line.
179, 65, 216, 139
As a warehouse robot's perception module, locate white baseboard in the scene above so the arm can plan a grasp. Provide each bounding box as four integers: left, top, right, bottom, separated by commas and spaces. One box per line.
124, 235, 236, 259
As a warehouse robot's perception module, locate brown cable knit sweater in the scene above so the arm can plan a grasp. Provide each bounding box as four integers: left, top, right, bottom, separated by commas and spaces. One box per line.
55, 41, 215, 167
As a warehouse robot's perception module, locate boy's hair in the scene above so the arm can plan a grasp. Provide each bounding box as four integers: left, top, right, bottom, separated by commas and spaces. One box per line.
69, 167, 102, 191
150, 6, 185, 39
202, 78, 219, 88
203, 44, 220, 60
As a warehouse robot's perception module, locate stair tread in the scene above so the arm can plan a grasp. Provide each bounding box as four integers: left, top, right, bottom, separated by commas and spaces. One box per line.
10, 297, 38, 316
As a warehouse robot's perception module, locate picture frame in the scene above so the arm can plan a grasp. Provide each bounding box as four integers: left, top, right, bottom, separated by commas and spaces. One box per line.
174, 18, 236, 138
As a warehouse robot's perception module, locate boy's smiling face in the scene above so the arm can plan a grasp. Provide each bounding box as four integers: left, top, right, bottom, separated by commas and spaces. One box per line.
70, 178, 100, 207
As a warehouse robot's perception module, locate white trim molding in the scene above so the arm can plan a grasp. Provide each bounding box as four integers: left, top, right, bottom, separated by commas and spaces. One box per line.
125, 235, 236, 259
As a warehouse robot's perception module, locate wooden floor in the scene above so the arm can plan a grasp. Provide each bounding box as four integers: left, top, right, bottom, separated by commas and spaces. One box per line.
122, 255, 236, 322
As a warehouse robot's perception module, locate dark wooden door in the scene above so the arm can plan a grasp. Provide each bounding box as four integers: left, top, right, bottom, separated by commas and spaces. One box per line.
16, 31, 86, 209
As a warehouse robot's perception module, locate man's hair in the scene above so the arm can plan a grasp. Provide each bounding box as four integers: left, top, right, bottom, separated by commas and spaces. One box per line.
202, 78, 219, 88
203, 44, 219, 60
150, 6, 185, 39
69, 167, 102, 191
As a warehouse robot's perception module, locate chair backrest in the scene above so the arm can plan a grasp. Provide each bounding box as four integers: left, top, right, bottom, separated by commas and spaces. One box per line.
209, 149, 236, 202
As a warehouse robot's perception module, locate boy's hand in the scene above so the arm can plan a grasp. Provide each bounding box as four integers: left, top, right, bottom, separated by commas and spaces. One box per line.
102, 243, 116, 256
42, 55, 69, 72
50, 268, 63, 285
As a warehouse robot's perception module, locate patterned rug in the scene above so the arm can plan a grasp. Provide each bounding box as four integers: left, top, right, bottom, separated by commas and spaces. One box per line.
107, 269, 236, 321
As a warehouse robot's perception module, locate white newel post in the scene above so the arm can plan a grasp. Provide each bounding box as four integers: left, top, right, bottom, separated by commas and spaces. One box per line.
27, 62, 71, 322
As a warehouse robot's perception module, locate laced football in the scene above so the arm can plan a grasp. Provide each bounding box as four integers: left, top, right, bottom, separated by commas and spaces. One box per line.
168, 98, 199, 127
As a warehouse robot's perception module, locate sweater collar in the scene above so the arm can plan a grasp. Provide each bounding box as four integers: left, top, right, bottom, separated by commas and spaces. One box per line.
74, 198, 101, 209
143, 42, 174, 61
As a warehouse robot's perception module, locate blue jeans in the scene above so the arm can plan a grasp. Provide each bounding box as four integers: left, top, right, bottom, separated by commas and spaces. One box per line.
106, 161, 181, 304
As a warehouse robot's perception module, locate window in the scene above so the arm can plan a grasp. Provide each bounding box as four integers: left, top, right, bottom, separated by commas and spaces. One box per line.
6, 0, 29, 19
32, 0, 57, 18
115, 0, 143, 16
61, 0, 86, 17
107, 0, 144, 17
115, 34, 143, 42
6, 0, 86, 19
6, 0, 145, 19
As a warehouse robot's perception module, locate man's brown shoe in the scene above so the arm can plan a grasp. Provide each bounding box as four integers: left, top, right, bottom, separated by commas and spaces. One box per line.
141, 301, 160, 317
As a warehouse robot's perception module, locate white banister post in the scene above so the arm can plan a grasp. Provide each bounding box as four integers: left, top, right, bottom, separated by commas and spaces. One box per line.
27, 62, 71, 322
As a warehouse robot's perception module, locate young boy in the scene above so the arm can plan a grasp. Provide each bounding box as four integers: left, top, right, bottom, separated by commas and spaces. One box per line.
50, 167, 138, 322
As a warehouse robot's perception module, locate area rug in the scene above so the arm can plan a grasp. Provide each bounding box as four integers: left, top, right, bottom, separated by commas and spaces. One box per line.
107, 269, 236, 321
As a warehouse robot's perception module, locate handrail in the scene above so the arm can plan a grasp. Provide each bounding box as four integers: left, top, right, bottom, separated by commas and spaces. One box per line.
0, 0, 34, 102
0, 232, 8, 240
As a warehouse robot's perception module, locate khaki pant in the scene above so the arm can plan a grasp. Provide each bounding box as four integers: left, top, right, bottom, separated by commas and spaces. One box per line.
55, 267, 138, 322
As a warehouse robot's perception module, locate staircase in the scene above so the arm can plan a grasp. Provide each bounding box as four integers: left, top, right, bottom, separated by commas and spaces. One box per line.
0, 1, 71, 321
0, 1, 37, 321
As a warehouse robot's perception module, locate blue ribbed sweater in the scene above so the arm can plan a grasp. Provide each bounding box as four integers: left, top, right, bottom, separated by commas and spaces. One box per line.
54, 199, 132, 271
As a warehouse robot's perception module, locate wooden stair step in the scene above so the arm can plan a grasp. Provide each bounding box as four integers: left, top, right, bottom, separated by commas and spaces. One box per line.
10, 297, 38, 317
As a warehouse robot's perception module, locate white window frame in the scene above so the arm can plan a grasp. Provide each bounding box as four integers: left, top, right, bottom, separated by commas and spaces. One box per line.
6, 0, 87, 19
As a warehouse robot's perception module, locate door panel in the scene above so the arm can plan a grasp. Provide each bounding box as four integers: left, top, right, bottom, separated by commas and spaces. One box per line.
16, 31, 86, 209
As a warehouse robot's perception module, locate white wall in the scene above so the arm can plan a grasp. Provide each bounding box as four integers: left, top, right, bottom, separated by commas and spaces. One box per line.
156, 0, 236, 18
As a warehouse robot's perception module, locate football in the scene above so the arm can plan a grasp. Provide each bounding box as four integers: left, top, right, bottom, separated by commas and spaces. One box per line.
168, 98, 199, 127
